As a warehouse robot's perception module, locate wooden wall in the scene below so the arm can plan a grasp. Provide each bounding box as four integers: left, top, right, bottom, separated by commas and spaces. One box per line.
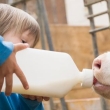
35, 25, 110, 71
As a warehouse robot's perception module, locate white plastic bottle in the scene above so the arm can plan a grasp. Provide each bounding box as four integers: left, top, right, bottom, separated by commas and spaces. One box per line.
2, 48, 93, 98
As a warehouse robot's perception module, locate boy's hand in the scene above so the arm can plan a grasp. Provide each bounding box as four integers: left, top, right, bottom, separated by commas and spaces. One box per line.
0, 43, 29, 96
22, 94, 50, 102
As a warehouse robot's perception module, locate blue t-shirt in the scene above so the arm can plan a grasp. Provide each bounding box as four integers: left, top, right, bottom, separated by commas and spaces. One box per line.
0, 93, 44, 110
0, 36, 44, 110
0, 36, 14, 65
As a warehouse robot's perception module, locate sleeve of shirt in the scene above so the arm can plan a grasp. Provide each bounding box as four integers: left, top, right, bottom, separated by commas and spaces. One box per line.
0, 36, 14, 65
19, 95, 44, 110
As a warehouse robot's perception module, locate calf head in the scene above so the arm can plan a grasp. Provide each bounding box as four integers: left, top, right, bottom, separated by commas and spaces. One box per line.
92, 52, 110, 99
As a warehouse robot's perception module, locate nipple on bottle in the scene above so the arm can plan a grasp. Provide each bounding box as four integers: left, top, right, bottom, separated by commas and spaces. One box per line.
81, 69, 93, 88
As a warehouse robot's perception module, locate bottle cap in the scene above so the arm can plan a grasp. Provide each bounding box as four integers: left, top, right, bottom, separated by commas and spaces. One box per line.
81, 69, 93, 88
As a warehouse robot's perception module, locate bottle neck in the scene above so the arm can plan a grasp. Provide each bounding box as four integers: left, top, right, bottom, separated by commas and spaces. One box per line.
79, 71, 84, 83
79, 69, 93, 88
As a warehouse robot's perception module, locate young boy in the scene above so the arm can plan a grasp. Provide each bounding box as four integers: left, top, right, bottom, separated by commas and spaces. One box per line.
0, 3, 49, 110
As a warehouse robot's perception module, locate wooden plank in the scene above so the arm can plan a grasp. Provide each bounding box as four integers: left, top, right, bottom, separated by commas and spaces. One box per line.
44, 0, 67, 24
35, 25, 110, 71
43, 98, 102, 110
84, 0, 104, 6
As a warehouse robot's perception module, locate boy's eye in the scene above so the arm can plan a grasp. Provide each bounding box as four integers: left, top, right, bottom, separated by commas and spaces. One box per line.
22, 40, 26, 43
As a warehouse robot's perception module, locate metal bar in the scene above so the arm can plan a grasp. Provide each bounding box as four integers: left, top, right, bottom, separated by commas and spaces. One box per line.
49, 98, 56, 110
60, 98, 68, 110
100, 97, 107, 110
88, 5, 99, 57
107, 0, 110, 26
84, 0, 104, 6
89, 26, 110, 33
9, 0, 30, 6
38, 0, 54, 51
87, 10, 109, 19
23, 0, 26, 11
36, 0, 46, 50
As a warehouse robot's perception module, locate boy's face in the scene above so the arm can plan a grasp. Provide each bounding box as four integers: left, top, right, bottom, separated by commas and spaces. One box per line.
3, 30, 35, 48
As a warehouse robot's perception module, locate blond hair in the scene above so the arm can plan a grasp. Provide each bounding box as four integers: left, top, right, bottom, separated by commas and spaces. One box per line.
0, 3, 40, 47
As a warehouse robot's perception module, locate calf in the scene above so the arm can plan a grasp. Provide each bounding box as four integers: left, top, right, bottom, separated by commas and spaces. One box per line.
92, 52, 110, 99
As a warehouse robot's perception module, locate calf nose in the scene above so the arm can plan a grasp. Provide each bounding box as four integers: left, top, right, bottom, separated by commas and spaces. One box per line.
93, 59, 101, 70
92, 53, 110, 85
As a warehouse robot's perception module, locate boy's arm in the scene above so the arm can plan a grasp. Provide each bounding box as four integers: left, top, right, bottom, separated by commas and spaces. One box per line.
19, 95, 44, 110
0, 36, 29, 95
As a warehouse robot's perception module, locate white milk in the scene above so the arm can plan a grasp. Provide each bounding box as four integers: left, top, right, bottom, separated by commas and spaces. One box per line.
2, 48, 93, 98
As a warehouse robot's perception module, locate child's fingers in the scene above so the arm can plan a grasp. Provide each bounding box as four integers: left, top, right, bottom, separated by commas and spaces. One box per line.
43, 97, 50, 101
14, 64, 29, 90
29, 95, 36, 100
14, 43, 29, 52
5, 74, 13, 96
36, 96, 43, 102
22, 94, 29, 98
0, 76, 4, 92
